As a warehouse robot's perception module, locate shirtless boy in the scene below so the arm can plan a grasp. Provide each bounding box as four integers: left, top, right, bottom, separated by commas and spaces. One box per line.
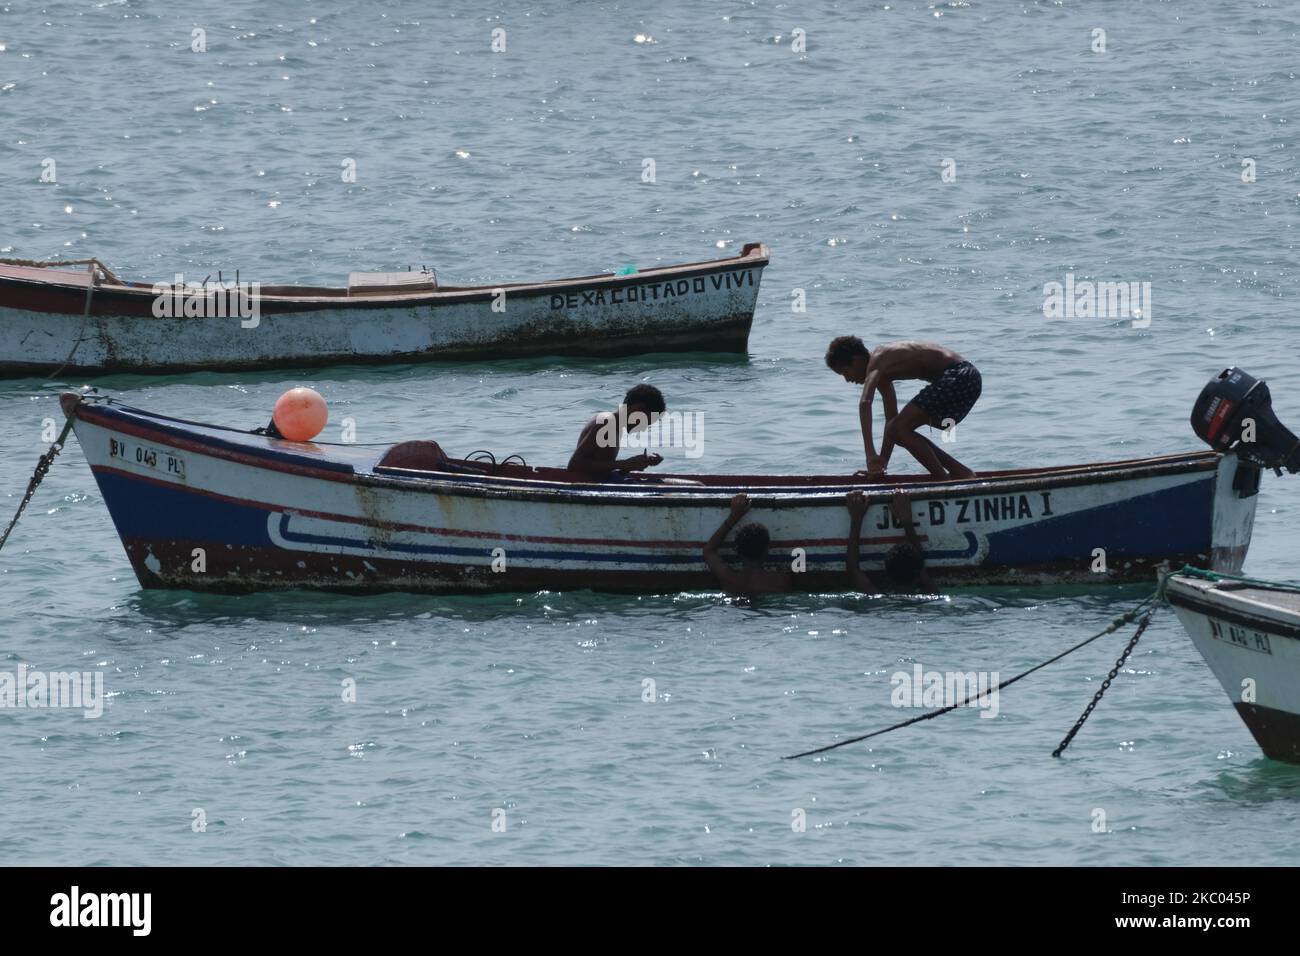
825, 337, 981, 479
846, 491, 932, 593
567, 383, 665, 480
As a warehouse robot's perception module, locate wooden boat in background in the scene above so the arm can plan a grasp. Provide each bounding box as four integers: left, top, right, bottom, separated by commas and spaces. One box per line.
60, 392, 1260, 595
1165, 569, 1300, 764
0, 243, 767, 376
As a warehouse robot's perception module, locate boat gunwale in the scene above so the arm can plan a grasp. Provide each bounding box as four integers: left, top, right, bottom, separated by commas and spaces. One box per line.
1165, 574, 1300, 641
71, 396, 1228, 507
0, 243, 769, 308
357, 452, 1223, 505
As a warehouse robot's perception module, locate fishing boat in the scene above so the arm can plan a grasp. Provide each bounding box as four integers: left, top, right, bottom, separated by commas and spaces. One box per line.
56, 367, 1279, 595
1164, 569, 1300, 764
0, 244, 768, 376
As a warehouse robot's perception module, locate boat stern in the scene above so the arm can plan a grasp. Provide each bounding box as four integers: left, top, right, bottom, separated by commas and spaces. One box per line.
1210, 452, 1259, 573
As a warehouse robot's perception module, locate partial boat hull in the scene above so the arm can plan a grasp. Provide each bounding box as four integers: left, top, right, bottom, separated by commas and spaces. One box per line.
63, 395, 1260, 595
0, 245, 767, 376
1166, 572, 1300, 763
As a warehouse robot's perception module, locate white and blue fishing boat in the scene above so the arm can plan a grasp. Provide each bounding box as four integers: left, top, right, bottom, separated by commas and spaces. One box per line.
56, 367, 1289, 595
1165, 568, 1300, 764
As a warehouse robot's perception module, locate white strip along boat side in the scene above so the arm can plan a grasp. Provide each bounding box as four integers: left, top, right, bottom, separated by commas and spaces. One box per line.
61, 393, 1260, 596
0, 244, 767, 376
1165, 570, 1300, 764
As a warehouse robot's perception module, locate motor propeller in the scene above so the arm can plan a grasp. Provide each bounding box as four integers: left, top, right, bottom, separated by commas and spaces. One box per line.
1192, 367, 1300, 474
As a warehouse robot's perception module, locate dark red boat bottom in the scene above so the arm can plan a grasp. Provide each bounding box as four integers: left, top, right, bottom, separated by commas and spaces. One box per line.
118, 537, 1214, 596
1234, 703, 1300, 764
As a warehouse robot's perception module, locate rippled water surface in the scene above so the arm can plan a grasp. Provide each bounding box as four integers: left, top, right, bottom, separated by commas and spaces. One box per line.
2, 0, 1299, 865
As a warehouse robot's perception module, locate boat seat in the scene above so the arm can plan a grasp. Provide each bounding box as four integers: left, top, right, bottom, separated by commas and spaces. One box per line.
347, 270, 437, 295
376, 440, 450, 471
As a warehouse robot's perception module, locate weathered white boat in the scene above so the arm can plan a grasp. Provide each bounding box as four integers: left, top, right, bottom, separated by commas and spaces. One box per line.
1164, 569, 1300, 764
59, 385, 1261, 595
0, 244, 767, 376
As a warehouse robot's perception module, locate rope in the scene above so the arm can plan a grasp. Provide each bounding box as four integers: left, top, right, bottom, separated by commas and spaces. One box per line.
0, 256, 123, 285
0, 409, 76, 555
1, 259, 130, 378
782, 592, 1160, 760
44, 261, 96, 380
1167, 563, 1300, 592
77, 396, 396, 448
1051, 609, 1154, 757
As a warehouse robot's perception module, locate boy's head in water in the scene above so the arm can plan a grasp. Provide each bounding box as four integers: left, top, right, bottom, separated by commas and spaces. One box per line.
884, 542, 925, 587
702, 494, 794, 596
734, 523, 771, 568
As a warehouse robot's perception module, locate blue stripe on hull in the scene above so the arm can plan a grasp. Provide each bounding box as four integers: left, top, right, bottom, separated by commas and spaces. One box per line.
984, 476, 1211, 566
272, 513, 975, 566
95, 469, 273, 547
93, 465, 1215, 572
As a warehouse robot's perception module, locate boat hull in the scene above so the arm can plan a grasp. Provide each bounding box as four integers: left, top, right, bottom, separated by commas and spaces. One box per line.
1166, 574, 1300, 764
0, 245, 766, 376
65, 397, 1260, 596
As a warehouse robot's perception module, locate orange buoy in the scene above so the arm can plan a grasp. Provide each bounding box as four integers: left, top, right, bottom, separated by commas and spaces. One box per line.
272, 387, 328, 441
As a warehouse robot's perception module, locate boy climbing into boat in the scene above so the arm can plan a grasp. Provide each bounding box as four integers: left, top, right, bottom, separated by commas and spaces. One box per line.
568, 383, 666, 480
825, 336, 980, 479
707, 494, 909, 598
846, 491, 933, 593
845, 491, 877, 593
881, 492, 934, 592
703, 494, 796, 596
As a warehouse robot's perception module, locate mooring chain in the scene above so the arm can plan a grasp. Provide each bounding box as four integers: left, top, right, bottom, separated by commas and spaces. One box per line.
784, 596, 1159, 760
1051, 609, 1154, 758
0, 414, 75, 555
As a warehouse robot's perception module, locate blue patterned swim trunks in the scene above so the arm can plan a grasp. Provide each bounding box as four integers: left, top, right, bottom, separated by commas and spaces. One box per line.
912, 361, 982, 426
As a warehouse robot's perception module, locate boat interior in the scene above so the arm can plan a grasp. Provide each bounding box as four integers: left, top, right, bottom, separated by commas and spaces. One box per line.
2, 243, 767, 299
68, 396, 1224, 491
1209, 582, 1300, 610
372, 440, 1219, 488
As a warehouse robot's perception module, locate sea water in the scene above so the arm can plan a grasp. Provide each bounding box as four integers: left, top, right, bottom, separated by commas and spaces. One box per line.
1, 0, 1299, 865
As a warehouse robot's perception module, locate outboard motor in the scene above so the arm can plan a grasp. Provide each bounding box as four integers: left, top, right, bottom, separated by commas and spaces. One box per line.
1192, 367, 1300, 474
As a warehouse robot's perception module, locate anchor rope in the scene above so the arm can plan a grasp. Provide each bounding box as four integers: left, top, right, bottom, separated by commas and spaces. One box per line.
0, 409, 76, 555
75, 396, 468, 451
45, 261, 97, 380
1, 259, 125, 379
783, 591, 1160, 760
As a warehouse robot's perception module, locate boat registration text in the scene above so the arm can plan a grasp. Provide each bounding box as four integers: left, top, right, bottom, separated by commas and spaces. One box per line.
1208, 617, 1272, 655
109, 436, 187, 482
